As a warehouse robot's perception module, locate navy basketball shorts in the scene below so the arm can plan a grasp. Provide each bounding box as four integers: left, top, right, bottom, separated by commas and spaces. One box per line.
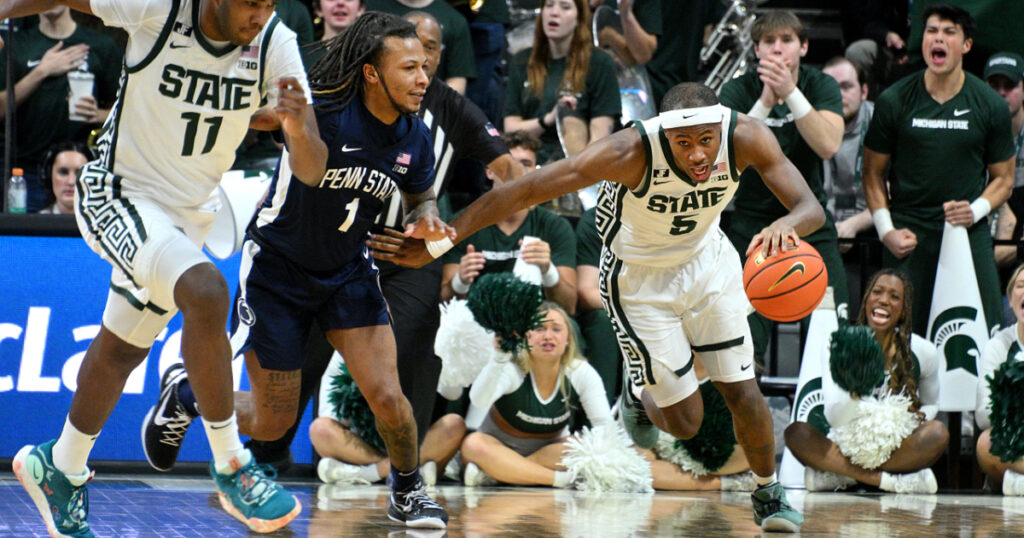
229, 239, 390, 371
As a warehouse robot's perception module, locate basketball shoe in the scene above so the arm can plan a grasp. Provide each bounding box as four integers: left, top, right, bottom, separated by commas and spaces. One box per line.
12, 439, 94, 537
142, 363, 195, 471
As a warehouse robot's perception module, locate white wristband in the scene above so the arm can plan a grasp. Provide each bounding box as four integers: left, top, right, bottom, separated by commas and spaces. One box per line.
784, 87, 813, 120
426, 237, 454, 259
451, 271, 471, 295
872, 208, 895, 240
541, 264, 560, 288
748, 100, 771, 120
970, 198, 992, 224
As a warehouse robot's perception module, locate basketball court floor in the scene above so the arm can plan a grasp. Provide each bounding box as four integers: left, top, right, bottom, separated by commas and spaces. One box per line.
2, 472, 1021, 536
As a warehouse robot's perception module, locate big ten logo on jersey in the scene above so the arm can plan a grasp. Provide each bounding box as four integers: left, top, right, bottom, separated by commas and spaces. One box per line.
319, 166, 399, 201
237, 45, 259, 71
158, 65, 257, 111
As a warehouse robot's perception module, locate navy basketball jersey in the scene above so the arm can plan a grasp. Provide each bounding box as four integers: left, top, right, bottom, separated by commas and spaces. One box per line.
252, 99, 435, 271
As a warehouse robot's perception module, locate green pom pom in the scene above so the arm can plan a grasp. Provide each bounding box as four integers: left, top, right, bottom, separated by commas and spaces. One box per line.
676, 381, 737, 472
466, 273, 545, 354
327, 364, 386, 454
829, 325, 886, 397
988, 359, 1024, 463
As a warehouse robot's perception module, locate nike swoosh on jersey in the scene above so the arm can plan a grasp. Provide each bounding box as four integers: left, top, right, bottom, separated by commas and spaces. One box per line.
953, 108, 970, 116
169, 42, 189, 49
767, 262, 806, 292
341, 144, 362, 152
653, 179, 673, 185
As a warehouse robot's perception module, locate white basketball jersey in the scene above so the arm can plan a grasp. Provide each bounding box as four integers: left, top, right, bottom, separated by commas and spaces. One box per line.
596, 109, 740, 266
92, 0, 294, 207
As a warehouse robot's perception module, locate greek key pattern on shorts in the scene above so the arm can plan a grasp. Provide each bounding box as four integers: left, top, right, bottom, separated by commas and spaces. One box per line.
594, 181, 619, 247
598, 249, 655, 386
78, 165, 145, 279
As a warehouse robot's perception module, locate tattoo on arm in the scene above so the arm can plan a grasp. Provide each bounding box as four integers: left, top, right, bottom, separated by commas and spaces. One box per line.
402, 189, 438, 227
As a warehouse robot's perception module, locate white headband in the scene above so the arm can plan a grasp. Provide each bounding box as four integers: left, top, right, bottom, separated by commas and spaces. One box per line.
659, 104, 726, 129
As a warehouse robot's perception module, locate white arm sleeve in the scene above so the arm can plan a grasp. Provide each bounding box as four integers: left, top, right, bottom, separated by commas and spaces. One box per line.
975, 334, 1009, 430
822, 339, 861, 428
911, 336, 940, 421
91, 0, 168, 31
263, 21, 312, 101
566, 361, 613, 428
469, 360, 525, 410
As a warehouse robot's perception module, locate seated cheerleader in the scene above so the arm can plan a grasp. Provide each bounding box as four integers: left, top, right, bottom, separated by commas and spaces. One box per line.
311, 352, 466, 486
459, 301, 613, 487
976, 263, 1024, 496
785, 269, 948, 493
640, 358, 756, 492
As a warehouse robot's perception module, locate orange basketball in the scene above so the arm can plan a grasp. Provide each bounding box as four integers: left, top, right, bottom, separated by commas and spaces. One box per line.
743, 241, 828, 322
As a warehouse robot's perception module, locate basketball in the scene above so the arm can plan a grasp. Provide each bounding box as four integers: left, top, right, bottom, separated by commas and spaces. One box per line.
743, 241, 828, 322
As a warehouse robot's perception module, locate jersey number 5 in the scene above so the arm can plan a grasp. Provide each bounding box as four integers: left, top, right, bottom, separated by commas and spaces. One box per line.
180, 112, 223, 156
669, 215, 697, 235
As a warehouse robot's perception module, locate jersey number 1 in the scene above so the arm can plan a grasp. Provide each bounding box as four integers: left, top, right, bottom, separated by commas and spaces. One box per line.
180, 112, 223, 156
338, 198, 360, 232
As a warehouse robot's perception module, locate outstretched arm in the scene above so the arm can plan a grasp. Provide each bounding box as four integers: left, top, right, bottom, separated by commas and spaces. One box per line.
401, 188, 455, 242
381, 128, 646, 267
733, 114, 825, 255
0, 0, 92, 18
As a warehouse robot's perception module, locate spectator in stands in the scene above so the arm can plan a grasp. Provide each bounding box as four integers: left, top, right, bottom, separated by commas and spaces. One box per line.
719, 10, 849, 359
976, 263, 1024, 496
311, 353, 465, 487
822, 56, 878, 314
459, 0, 510, 126
573, 207, 619, 403
840, 0, 910, 93
315, 0, 364, 42
504, 0, 620, 163
785, 269, 947, 494
863, 5, 1013, 336
35, 142, 92, 215
0, 5, 121, 212
591, 0, 661, 68
645, 0, 721, 107
459, 302, 611, 487
367, 0, 477, 94
442, 131, 577, 314
985, 52, 1024, 323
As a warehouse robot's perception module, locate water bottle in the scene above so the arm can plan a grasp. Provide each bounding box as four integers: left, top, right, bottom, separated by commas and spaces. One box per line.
7, 168, 26, 214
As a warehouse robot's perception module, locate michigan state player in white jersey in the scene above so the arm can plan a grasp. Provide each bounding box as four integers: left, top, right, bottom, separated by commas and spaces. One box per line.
384, 82, 824, 532
6, 0, 327, 535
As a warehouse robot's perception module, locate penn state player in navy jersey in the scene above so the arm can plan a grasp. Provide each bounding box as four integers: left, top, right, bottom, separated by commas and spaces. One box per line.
143, 12, 453, 530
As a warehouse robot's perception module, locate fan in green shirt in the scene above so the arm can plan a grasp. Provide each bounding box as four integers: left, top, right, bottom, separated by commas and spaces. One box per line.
503, 0, 620, 164
442, 131, 578, 314
718, 10, 848, 363
863, 5, 1014, 335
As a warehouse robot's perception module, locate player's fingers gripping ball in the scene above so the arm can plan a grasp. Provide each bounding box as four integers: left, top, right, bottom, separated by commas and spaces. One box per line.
743, 241, 827, 322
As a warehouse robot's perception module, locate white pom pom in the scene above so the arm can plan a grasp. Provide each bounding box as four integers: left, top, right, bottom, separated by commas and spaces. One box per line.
653, 431, 710, 477
435, 299, 495, 388
559, 424, 654, 493
828, 391, 922, 470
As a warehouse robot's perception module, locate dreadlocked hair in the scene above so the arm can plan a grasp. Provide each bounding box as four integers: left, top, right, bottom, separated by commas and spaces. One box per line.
306, 11, 419, 112
856, 268, 922, 413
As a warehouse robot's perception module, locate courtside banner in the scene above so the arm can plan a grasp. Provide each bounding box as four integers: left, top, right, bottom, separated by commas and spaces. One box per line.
779, 288, 837, 487
0, 236, 314, 464
927, 223, 987, 412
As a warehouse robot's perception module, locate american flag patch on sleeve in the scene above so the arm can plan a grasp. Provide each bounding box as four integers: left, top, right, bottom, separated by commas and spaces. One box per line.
397, 152, 412, 165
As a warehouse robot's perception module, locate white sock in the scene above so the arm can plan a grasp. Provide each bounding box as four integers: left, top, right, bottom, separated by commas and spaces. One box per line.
203, 414, 247, 474
879, 471, 897, 492
359, 463, 384, 483
553, 470, 571, 488
52, 416, 98, 480
753, 471, 777, 487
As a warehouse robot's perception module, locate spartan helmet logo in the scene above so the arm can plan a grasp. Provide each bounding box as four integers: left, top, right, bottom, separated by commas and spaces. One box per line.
792, 378, 831, 435
929, 306, 980, 375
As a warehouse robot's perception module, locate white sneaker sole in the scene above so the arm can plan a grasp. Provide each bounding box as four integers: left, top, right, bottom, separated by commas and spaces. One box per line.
12, 445, 61, 538
761, 514, 801, 533
387, 512, 447, 529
